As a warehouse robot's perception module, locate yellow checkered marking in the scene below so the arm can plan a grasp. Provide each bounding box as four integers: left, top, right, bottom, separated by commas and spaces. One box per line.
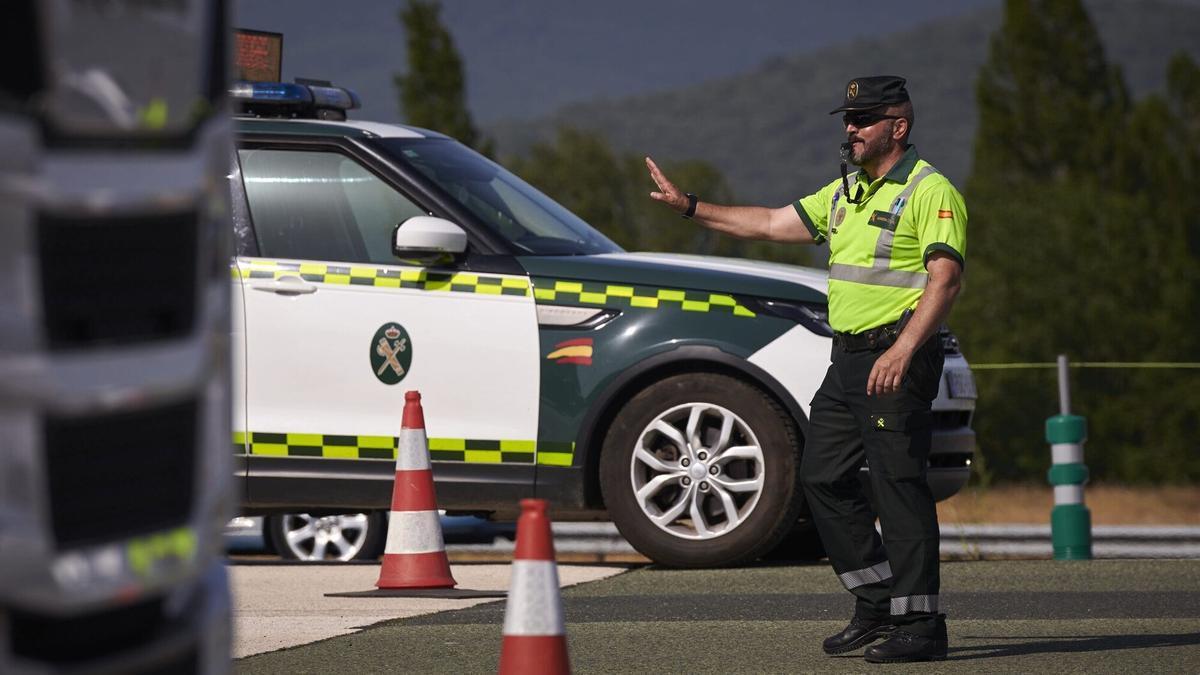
234, 259, 529, 297
233, 432, 570, 465
532, 278, 755, 317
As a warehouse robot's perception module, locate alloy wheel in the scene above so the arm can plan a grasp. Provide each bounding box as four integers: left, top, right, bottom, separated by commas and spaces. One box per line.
629, 402, 765, 540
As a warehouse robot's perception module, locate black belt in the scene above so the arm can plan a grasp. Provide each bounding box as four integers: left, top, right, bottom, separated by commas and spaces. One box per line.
832, 315, 911, 353
833, 309, 916, 352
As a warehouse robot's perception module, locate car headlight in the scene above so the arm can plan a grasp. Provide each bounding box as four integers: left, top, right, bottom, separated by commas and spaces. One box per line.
743, 298, 833, 337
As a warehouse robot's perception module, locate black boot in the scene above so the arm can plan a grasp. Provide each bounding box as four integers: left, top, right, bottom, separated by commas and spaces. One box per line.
822, 616, 894, 655
863, 621, 948, 663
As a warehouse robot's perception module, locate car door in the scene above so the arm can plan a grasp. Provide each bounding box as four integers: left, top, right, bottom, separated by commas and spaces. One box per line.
233, 140, 538, 510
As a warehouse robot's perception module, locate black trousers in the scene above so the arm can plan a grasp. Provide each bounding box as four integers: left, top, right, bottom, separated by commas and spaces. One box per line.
800, 334, 944, 637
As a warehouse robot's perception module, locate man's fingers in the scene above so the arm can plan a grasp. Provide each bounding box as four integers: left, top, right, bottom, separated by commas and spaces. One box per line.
645, 156, 675, 195
645, 156, 664, 184
868, 358, 907, 395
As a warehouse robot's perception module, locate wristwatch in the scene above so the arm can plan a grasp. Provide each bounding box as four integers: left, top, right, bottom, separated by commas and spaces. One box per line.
682, 193, 698, 219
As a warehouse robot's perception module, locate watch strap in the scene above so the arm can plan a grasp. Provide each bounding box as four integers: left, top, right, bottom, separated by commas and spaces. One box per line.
682, 193, 698, 219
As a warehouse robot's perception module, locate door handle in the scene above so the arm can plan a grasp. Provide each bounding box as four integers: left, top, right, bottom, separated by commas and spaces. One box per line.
250, 275, 318, 295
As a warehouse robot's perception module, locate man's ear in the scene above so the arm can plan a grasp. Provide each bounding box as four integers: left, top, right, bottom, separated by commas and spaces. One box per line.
892, 118, 909, 142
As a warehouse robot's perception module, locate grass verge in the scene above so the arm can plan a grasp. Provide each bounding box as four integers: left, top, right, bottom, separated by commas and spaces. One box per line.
937, 483, 1199, 525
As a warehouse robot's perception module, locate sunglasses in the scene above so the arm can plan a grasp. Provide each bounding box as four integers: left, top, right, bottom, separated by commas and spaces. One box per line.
842, 112, 903, 128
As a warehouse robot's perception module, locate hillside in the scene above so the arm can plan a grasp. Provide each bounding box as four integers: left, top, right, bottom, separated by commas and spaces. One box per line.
487, 0, 1200, 204
233, 0, 996, 123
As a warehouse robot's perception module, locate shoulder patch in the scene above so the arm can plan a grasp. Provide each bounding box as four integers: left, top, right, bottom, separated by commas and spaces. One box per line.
938, 209, 954, 219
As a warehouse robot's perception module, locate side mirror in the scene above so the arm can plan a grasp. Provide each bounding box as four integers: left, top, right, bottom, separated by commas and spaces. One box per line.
392, 216, 468, 258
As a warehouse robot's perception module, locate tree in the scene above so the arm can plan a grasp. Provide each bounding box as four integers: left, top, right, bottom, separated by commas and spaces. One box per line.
507, 126, 817, 262
970, 0, 1128, 190
508, 126, 826, 270
959, 0, 1200, 482
394, 0, 490, 153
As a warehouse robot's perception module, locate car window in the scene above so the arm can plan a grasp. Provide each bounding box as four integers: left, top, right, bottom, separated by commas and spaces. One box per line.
237, 148, 429, 264
374, 138, 622, 256
228, 153, 258, 256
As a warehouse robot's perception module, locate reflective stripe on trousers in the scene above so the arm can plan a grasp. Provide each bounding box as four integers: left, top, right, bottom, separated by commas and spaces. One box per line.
892, 594, 938, 614
838, 560, 894, 590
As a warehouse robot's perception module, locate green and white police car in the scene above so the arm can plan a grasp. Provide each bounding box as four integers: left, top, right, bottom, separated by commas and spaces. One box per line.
228, 81, 976, 567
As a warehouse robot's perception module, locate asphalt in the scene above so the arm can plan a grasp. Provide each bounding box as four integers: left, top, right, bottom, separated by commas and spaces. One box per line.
235, 559, 1200, 673
228, 563, 625, 658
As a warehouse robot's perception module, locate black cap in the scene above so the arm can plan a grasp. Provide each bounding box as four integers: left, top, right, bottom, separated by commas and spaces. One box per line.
829, 76, 910, 114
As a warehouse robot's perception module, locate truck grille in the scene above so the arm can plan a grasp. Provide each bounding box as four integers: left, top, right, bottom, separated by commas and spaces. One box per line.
1, 2, 42, 103
37, 211, 197, 350
139, 646, 199, 675
9, 595, 166, 664
43, 400, 196, 548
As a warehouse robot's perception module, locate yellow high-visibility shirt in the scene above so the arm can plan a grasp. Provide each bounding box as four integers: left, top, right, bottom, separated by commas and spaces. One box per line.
792, 146, 966, 334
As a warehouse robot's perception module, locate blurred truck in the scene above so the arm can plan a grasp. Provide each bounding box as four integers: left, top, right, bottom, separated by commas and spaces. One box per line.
0, 2, 234, 672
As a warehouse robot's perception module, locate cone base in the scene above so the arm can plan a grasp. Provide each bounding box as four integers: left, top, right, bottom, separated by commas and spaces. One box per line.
499, 635, 570, 675
326, 587, 505, 599
376, 551, 457, 589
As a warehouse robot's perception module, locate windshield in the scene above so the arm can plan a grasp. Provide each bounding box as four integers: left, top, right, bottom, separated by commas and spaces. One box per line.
375, 138, 623, 256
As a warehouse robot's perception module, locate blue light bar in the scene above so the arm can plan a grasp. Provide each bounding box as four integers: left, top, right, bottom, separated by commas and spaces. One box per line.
309, 85, 361, 111
230, 81, 313, 105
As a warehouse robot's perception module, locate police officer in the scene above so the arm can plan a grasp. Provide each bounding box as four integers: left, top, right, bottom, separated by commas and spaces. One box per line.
645, 76, 965, 663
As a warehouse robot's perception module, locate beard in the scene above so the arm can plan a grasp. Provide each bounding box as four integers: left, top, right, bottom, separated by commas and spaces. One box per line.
849, 123, 896, 166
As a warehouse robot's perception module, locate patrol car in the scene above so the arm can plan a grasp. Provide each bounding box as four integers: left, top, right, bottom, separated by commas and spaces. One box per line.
229, 80, 977, 567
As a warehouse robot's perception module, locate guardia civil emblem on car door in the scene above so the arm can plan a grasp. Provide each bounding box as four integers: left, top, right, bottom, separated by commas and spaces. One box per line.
370, 323, 412, 385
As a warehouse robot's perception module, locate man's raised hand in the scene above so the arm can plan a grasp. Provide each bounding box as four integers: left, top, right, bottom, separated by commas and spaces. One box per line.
645, 156, 688, 214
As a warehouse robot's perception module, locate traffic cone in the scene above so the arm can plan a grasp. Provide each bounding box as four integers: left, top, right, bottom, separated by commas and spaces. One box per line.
375, 391, 457, 589
498, 499, 570, 675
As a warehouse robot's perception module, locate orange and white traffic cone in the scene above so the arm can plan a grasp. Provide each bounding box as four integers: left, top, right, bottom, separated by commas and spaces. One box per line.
375, 391, 457, 589
498, 499, 570, 675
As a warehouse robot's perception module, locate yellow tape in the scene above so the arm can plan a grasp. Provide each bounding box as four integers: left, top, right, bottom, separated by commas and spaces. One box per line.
970, 362, 1200, 370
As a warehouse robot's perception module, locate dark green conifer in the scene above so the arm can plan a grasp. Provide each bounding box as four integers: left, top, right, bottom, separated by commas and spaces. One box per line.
395, 0, 490, 153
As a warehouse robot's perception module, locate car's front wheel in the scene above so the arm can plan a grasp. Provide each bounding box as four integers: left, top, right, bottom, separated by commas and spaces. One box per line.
265, 512, 387, 562
600, 373, 804, 568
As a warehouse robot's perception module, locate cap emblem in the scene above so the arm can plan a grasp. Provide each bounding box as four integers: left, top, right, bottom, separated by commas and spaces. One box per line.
847, 81, 859, 101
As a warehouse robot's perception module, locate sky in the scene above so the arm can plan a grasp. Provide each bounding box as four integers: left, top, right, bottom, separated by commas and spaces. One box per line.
233, 0, 1002, 123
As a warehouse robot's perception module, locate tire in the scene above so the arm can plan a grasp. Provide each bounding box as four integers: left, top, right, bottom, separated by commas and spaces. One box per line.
599, 372, 804, 568
266, 511, 387, 562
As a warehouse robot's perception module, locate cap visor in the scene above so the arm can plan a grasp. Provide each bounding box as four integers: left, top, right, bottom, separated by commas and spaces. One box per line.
829, 103, 887, 114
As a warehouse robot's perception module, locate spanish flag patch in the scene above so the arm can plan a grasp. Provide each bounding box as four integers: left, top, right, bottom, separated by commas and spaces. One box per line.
938, 209, 954, 219
546, 338, 593, 366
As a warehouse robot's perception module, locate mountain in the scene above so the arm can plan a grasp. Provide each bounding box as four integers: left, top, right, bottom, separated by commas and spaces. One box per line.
487, 0, 1200, 204
233, 0, 997, 124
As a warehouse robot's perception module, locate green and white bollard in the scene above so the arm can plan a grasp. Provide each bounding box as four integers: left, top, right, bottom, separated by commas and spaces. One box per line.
1046, 354, 1092, 560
